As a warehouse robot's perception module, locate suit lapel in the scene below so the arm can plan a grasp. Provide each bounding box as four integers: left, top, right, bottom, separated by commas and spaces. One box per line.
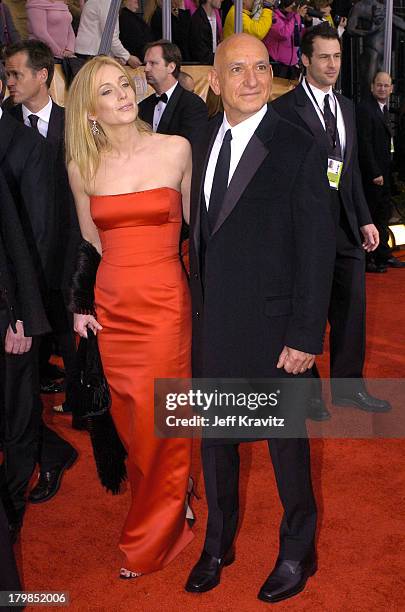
157, 83, 183, 134
211, 107, 277, 237
0, 113, 17, 166
47, 102, 63, 146
192, 115, 222, 262
293, 84, 329, 158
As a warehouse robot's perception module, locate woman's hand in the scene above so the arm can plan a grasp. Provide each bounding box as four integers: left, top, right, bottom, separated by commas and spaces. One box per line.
74, 313, 103, 338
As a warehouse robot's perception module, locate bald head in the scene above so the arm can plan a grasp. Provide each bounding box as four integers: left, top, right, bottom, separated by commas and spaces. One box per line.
210, 34, 272, 126
371, 71, 393, 103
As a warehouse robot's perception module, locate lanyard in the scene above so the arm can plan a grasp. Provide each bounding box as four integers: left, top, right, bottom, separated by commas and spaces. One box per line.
305, 79, 339, 149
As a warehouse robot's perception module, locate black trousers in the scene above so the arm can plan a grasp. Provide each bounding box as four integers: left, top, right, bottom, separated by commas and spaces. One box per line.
0, 498, 21, 593
0, 308, 74, 525
39, 289, 80, 409
201, 438, 317, 560
363, 180, 392, 265
313, 208, 366, 398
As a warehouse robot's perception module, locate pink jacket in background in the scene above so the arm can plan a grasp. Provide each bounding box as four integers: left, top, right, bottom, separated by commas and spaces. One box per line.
26, 0, 76, 58
263, 9, 302, 66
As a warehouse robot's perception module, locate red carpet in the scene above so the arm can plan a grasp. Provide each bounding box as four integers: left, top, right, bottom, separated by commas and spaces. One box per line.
18, 252, 405, 611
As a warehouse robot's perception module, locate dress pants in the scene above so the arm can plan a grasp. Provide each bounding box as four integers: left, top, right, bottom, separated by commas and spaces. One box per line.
0, 498, 21, 592
363, 180, 392, 265
202, 438, 317, 560
313, 205, 366, 398
0, 307, 74, 525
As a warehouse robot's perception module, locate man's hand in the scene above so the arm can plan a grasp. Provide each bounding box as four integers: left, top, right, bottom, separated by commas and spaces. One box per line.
74, 313, 102, 338
127, 55, 142, 68
277, 346, 315, 375
5, 321, 32, 354
360, 223, 379, 251
372, 175, 384, 186
297, 4, 308, 17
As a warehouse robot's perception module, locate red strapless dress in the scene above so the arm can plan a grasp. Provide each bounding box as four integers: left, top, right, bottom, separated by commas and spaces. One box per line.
90, 187, 193, 573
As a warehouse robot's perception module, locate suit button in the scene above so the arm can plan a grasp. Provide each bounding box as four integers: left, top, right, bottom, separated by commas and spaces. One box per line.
195, 311, 200, 319
193, 273, 198, 280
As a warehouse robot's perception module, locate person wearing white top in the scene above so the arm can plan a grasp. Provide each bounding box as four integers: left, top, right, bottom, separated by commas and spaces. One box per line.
75, 0, 141, 67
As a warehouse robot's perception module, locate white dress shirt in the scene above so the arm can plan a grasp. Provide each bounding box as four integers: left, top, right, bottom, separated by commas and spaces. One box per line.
22, 96, 53, 138
204, 104, 268, 208
152, 81, 178, 132
208, 14, 217, 53
75, 0, 130, 62
0, 107, 3, 120
302, 79, 346, 156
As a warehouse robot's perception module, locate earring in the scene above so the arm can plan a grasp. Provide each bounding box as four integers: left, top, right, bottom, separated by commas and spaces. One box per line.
91, 120, 100, 136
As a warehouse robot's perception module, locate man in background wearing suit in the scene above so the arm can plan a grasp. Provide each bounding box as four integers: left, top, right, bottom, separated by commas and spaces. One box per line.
357, 72, 405, 272
273, 23, 391, 420
186, 33, 336, 604
139, 40, 208, 146
5, 41, 81, 414
0, 47, 77, 512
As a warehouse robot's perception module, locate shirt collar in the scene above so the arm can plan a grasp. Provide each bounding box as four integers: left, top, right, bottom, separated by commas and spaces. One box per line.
221, 104, 268, 141
0, 107, 2, 120
22, 96, 52, 124
304, 79, 334, 107
156, 81, 178, 103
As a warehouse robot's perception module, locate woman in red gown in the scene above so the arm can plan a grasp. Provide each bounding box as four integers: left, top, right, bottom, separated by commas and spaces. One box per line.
65, 57, 193, 577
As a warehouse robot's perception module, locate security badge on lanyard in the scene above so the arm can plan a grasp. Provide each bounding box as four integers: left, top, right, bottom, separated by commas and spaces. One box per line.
306, 81, 344, 190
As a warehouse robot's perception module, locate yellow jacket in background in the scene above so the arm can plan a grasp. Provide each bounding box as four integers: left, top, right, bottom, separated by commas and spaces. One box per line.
223, 5, 273, 40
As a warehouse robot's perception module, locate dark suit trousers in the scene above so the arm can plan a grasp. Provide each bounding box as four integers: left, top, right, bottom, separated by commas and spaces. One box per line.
313, 205, 366, 397
0, 308, 74, 524
0, 498, 21, 595
202, 438, 317, 560
363, 180, 392, 264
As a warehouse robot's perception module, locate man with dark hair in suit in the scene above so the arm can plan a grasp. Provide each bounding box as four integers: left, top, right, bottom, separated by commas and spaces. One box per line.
1, 45, 78, 514
139, 39, 208, 146
5, 39, 81, 415
185, 33, 336, 603
357, 72, 405, 272
272, 23, 391, 420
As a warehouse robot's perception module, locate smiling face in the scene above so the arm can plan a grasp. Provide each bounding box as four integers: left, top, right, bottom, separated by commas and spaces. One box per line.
89, 64, 137, 129
209, 34, 272, 126
302, 36, 341, 91
371, 72, 393, 104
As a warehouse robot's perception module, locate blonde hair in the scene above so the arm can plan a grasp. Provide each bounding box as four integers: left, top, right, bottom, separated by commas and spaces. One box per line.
65, 56, 150, 187
143, 0, 159, 24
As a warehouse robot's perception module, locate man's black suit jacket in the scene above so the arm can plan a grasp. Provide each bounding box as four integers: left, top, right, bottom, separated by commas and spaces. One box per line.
0, 111, 56, 292
0, 170, 49, 337
272, 83, 372, 245
138, 83, 208, 146
189, 6, 217, 65
189, 106, 336, 379
356, 95, 392, 182
9, 101, 81, 294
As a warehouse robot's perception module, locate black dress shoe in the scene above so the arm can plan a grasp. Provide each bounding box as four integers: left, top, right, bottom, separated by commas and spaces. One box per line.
258, 553, 317, 604
306, 397, 331, 421
384, 257, 405, 268
185, 548, 235, 593
333, 391, 391, 413
366, 261, 387, 273
28, 449, 78, 504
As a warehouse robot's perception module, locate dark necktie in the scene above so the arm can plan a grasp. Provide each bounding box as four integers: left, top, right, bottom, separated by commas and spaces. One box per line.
154, 92, 168, 106
323, 94, 342, 158
383, 104, 392, 134
208, 129, 232, 231
28, 114, 39, 131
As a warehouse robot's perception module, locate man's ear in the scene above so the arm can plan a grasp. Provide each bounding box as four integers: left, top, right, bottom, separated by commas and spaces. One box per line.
301, 53, 310, 69
208, 69, 221, 96
38, 67, 48, 86
167, 61, 176, 75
